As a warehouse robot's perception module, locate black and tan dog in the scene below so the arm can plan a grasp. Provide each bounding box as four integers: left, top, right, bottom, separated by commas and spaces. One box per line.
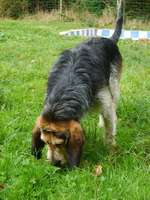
32, 0, 124, 168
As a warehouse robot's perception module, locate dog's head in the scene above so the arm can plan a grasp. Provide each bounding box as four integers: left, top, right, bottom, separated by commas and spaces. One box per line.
33, 116, 84, 168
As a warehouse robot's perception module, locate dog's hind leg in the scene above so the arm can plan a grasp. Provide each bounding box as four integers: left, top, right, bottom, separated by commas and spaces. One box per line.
97, 87, 117, 147
109, 63, 121, 109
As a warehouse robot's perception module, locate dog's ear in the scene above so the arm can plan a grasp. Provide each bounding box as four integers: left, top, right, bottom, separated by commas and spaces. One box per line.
67, 121, 84, 168
31, 117, 45, 159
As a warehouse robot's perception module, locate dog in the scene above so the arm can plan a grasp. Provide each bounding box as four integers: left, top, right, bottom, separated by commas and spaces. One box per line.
31, 0, 124, 168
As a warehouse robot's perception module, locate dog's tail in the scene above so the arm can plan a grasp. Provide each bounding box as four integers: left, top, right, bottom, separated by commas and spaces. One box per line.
111, 0, 124, 43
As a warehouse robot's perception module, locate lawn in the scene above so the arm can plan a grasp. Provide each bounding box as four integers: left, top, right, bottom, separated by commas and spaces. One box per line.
0, 19, 150, 200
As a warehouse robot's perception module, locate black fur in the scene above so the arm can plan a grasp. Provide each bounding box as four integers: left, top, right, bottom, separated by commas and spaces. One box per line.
42, 38, 121, 121
32, 0, 124, 168
42, 0, 124, 122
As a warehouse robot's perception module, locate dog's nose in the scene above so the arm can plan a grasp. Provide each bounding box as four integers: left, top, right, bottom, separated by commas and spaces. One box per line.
53, 160, 61, 167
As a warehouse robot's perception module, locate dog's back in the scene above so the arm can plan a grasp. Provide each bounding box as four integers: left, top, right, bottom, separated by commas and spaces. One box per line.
43, 0, 124, 122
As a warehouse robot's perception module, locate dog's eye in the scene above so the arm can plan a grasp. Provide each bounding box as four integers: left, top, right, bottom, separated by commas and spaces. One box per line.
42, 128, 54, 134
54, 132, 69, 141
55, 144, 63, 148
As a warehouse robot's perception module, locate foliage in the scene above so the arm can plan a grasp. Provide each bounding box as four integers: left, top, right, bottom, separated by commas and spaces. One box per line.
0, 0, 27, 18
0, 0, 150, 19
28, 0, 59, 13
71, 0, 106, 16
125, 0, 150, 20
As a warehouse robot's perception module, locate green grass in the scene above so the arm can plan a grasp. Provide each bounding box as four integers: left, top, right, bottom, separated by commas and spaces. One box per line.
0, 19, 150, 200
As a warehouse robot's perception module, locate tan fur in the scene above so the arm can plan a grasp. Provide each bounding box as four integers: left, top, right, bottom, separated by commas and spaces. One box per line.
33, 116, 84, 166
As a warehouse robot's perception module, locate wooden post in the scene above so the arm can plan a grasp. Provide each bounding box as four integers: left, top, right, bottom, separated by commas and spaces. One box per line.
123, 0, 126, 25
60, 0, 63, 20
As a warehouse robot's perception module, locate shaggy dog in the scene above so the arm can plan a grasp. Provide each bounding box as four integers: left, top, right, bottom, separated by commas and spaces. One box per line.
32, 0, 124, 168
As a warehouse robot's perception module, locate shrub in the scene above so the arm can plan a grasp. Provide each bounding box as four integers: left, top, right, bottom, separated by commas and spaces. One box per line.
0, 0, 27, 18
70, 0, 106, 16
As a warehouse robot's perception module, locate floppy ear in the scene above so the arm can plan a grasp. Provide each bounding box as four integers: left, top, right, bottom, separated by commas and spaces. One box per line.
31, 117, 45, 159
67, 121, 84, 168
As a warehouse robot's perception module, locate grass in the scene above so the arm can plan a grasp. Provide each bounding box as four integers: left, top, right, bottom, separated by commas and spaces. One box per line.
0, 18, 150, 200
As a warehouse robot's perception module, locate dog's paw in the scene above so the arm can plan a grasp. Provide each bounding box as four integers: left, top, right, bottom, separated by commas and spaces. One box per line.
104, 136, 117, 149
105, 139, 120, 155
